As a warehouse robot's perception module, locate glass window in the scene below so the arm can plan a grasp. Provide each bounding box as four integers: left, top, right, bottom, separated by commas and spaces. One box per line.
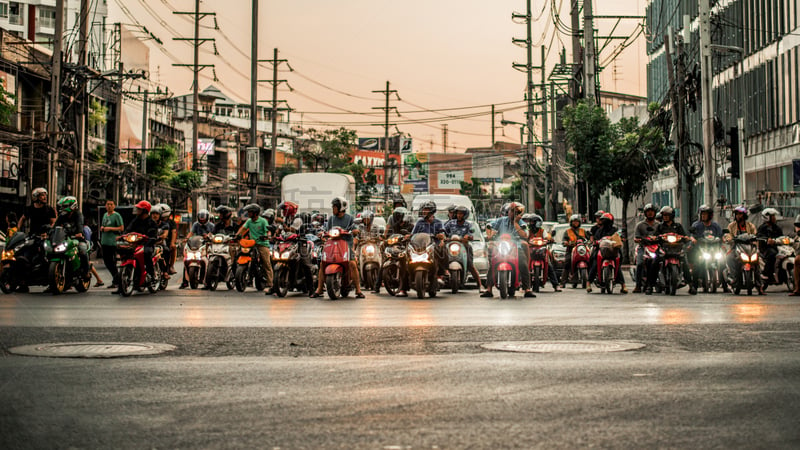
0, 3, 8, 19
39, 7, 56, 28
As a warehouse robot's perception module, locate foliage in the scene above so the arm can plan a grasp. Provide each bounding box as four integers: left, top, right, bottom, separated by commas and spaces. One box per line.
89, 144, 105, 163
146, 144, 177, 182
169, 170, 202, 192
88, 99, 107, 130
562, 100, 616, 198
0, 81, 16, 126
295, 127, 357, 172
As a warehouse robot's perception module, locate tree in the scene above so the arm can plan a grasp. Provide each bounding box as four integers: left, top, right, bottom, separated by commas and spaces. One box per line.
608, 104, 670, 262
146, 144, 177, 182
562, 100, 616, 199
169, 170, 203, 208
0, 82, 16, 126
295, 127, 357, 172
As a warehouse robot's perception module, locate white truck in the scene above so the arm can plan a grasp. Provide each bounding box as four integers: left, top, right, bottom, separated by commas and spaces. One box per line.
280, 173, 356, 215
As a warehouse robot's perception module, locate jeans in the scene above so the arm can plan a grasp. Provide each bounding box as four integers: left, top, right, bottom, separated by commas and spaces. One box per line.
102, 244, 118, 283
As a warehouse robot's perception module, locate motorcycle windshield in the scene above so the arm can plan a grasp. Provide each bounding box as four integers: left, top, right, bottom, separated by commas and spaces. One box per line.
409, 233, 432, 251
733, 233, 756, 244
187, 236, 205, 250
6, 232, 27, 250
49, 227, 67, 246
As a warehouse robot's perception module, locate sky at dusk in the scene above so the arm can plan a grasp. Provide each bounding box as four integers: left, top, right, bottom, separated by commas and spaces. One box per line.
112, 0, 646, 152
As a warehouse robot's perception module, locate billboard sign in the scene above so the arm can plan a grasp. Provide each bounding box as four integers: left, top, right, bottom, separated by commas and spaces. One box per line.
438, 170, 464, 189
402, 153, 428, 193
197, 138, 215, 156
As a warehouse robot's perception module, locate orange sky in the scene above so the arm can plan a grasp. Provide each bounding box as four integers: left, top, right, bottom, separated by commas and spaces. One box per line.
113, 0, 646, 152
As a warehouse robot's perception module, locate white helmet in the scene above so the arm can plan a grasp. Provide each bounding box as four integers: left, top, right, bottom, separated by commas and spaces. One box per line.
32, 187, 47, 197
761, 208, 780, 219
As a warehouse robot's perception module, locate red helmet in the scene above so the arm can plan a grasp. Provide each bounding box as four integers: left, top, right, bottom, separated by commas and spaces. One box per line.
601, 212, 614, 222
278, 201, 298, 218
135, 200, 152, 213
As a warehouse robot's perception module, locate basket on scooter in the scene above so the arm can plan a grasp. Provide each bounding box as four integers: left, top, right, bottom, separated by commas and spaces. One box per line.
599, 239, 619, 259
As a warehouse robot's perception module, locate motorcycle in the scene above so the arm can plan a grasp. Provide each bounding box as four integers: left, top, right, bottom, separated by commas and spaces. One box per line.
44, 226, 91, 295
567, 239, 592, 289
632, 236, 661, 293
695, 232, 724, 293
528, 234, 551, 293
407, 233, 439, 299
594, 236, 621, 294
205, 233, 235, 291
657, 233, 689, 296
445, 235, 469, 294
490, 233, 521, 299
234, 237, 268, 292
357, 236, 383, 292
272, 232, 314, 297
381, 233, 408, 297
0, 231, 49, 293
321, 227, 352, 300
726, 233, 759, 295
761, 236, 796, 292
183, 235, 208, 289
116, 232, 164, 297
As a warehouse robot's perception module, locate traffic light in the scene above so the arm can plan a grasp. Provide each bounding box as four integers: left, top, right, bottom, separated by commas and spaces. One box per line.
726, 126, 740, 179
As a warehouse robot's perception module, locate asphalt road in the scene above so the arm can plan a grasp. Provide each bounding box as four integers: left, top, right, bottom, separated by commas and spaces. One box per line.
1, 265, 799, 449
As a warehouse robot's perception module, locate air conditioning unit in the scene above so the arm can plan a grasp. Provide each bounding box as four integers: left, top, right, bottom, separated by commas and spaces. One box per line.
245, 147, 260, 173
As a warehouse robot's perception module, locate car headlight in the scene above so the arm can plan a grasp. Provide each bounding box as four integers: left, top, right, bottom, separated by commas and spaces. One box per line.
54, 242, 68, 252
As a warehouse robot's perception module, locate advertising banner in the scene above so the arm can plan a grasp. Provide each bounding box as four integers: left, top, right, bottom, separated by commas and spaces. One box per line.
351, 149, 400, 185
197, 138, 215, 156
358, 136, 410, 154
402, 153, 428, 193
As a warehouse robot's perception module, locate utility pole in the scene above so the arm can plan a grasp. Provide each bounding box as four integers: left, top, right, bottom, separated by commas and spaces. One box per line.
173, 0, 215, 214
442, 124, 448, 153
113, 60, 122, 205
570, 0, 582, 102
74, 0, 89, 209
261, 48, 289, 187
583, 0, 596, 104
541, 45, 550, 220
47, 0, 65, 207
665, 32, 691, 229
140, 89, 148, 199
250, 0, 258, 151
372, 81, 398, 203
699, 0, 715, 209
512, 0, 535, 212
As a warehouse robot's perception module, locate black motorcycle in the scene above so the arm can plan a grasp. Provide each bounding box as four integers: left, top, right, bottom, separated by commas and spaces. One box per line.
0, 231, 49, 293
272, 232, 315, 297
726, 233, 759, 296
380, 233, 408, 297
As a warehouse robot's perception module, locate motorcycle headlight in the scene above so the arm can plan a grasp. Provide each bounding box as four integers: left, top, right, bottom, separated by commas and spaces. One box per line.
739, 252, 749, 262
577, 246, 587, 256
125, 234, 138, 243
54, 242, 68, 253
714, 252, 723, 260
187, 251, 201, 260
702, 252, 711, 260
499, 241, 512, 254
666, 235, 677, 243
411, 251, 430, 263
363, 245, 377, 257
387, 236, 399, 245
531, 238, 544, 246
751, 253, 758, 262
272, 250, 280, 259
449, 243, 461, 256
241, 247, 251, 254
329, 229, 340, 238
213, 236, 224, 244
281, 251, 291, 260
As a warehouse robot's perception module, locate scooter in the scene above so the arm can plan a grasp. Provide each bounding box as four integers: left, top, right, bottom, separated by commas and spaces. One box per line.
658, 233, 689, 296
445, 235, 469, 294
272, 231, 314, 297
321, 227, 352, 300
116, 232, 164, 297
1, 232, 49, 293
234, 237, 268, 292
726, 233, 758, 295
182, 235, 208, 289
696, 232, 724, 293
761, 236, 796, 292
205, 233, 234, 291
528, 234, 551, 293
357, 236, 383, 292
490, 233, 520, 299
44, 226, 91, 295
407, 232, 439, 299
381, 233, 408, 297
568, 239, 592, 289
595, 236, 621, 294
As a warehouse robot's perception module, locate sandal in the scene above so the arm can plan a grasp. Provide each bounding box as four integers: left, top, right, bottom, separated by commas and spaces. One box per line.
355, 292, 365, 299
309, 291, 322, 298
94, 281, 104, 287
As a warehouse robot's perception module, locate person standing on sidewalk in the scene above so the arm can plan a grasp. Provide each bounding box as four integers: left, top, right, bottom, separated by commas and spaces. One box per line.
100, 199, 124, 289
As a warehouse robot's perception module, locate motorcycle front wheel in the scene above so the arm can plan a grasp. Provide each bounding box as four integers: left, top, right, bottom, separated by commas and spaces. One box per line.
498, 270, 510, 299
147, 261, 162, 294
382, 265, 399, 296
532, 266, 541, 293
119, 265, 135, 297
602, 266, 614, 295
326, 272, 341, 300
48, 261, 66, 295
274, 266, 289, 297
187, 266, 199, 289
206, 259, 219, 291
234, 265, 248, 292
744, 270, 753, 296
415, 270, 426, 299
0, 269, 18, 294
786, 264, 795, 293
75, 269, 91, 293
669, 265, 680, 296
580, 267, 588, 289
450, 269, 461, 294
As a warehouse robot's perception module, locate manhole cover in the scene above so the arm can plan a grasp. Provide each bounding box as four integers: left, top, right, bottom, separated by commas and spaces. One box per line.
8, 342, 176, 358
481, 340, 645, 353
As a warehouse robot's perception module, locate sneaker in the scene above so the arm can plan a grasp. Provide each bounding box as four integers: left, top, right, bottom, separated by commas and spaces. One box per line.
480, 291, 493, 298
688, 285, 697, 295
524, 291, 536, 298
396, 291, 408, 297
586, 286, 592, 293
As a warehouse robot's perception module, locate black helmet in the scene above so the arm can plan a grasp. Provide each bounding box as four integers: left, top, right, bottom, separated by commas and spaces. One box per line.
446, 204, 457, 214
698, 204, 713, 219
659, 206, 674, 218
215, 205, 233, 220
643, 203, 658, 214
197, 209, 210, 222
525, 213, 543, 230
393, 206, 408, 224
391, 194, 407, 208
331, 196, 347, 212
420, 201, 437, 218
454, 205, 469, 220
243, 203, 262, 215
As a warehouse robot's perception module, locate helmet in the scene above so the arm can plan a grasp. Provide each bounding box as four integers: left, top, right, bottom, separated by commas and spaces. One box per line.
215, 205, 233, 220
197, 209, 210, 222
733, 206, 748, 219
601, 212, 614, 223
446, 204, 457, 214
159, 204, 172, 217
569, 214, 581, 225
32, 187, 48, 198
312, 212, 324, 223
391, 194, 407, 208
243, 203, 262, 215
278, 201, 298, 218
698, 204, 713, 219
361, 210, 375, 223
420, 200, 437, 217
261, 208, 275, 221
134, 200, 152, 214
643, 203, 658, 214
331, 196, 347, 212
393, 207, 408, 224
594, 210, 605, 219
502, 202, 524, 217
794, 214, 800, 227
150, 204, 163, 216
761, 208, 780, 219
454, 205, 469, 220
57, 196, 78, 213
525, 213, 543, 230
659, 206, 674, 218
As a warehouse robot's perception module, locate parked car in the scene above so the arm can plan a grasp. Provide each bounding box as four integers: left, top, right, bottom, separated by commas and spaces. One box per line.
549, 223, 594, 277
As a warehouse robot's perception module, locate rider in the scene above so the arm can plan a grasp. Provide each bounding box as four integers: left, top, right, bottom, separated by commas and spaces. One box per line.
383, 206, 413, 297
654, 206, 695, 295
276, 201, 299, 232
724, 206, 762, 294
18, 187, 56, 234
757, 208, 784, 288
188, 209, 214, 239
156, 204, 177, 275
213, 205, 239, 235
790, 215, 800, 297
443, 205, 484, 293
311, 197, 364, 299
689, 204, 727, 292
54, 196, 91, 281
560, 214, 588, 288
482, 202, 536, 298
633, 204, 659, 293
523, 213, 561, 292
236, 203, 273, 294
587, 212, 628, 294
124, 200, 158, 287
410, 201, 447, 278
588, 210, 606, 244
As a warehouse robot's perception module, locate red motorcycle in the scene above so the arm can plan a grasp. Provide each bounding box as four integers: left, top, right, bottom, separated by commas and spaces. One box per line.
594, 236, 621, 294
321, 227, 352, 300
116, 232, 164, 297
569, 238, 592, 289
491, 233, 521, 299
528, 234, 551, 292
